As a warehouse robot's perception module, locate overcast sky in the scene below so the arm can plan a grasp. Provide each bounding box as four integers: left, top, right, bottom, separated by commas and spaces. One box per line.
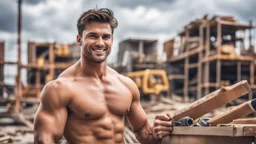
0, 0, 256, 84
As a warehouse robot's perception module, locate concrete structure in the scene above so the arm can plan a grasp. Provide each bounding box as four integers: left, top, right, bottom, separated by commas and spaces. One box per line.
117, 38, 159, 73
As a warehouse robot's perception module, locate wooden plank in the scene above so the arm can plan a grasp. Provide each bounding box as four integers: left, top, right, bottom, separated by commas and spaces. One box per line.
0, 136, 12, 143
49, 44, 55, 81
197, 24, 204, 99
162, 135, 254, 144
201, 82, 217, 88
0, 60, 17, 65
237, 61, 241, 82
184, 58, 189, 101
208, 99, 256, 126
202, 54, 254, 63
170, 126, 236, 136
250, 61, 254, 85
204, 23, 210, 95
231, 118, 256, 124
173, 80, 250, 120
21, 63, 72, 70
216, 22, 221, 88
184, 29, 189, 101
188, 63, 198, 69
168, 74, 184, 80
168, 47, 202, 62
216, 59, 221, 89
218, 19, 253, 29
35, 70, 41, 99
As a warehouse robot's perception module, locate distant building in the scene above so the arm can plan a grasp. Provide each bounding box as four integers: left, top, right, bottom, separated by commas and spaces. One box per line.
117, 38, 160, 73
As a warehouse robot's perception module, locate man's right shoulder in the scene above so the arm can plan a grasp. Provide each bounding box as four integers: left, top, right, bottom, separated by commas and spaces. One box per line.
41, 79, 70, 98
43, 79, 66, 92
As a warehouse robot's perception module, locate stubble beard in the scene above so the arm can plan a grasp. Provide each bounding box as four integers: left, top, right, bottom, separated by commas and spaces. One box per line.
83, 48, 110, 63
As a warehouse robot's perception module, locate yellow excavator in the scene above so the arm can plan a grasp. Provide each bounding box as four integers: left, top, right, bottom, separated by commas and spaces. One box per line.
125, 69, 170, 101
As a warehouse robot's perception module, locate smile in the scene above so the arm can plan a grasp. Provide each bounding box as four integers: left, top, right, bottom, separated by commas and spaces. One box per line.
92, 48, 107, 52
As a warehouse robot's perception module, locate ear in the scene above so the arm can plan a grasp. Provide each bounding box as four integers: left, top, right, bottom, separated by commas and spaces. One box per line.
76, 34, 82, 46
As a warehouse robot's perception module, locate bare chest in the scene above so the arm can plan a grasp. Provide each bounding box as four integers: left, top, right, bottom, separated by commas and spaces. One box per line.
68, 79, 133, 120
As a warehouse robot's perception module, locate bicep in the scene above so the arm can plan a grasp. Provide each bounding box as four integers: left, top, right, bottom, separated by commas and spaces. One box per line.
126, 79, 148, 132
127, 101, 148, 132
34, 103, 68, 141
34, 104, 68, 134
34, 82, 68, 142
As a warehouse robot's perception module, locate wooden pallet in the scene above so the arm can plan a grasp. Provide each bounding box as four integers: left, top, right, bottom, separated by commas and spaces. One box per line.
162, 124, 256, 144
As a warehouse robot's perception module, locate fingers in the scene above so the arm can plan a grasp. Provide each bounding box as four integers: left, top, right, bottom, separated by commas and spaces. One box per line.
167, 113, 173, 119
153, 125, 173, 131
153, 113, 174, 139
152, 130, 171, 139
154, 119, 172, 127
155, 113, 173, 121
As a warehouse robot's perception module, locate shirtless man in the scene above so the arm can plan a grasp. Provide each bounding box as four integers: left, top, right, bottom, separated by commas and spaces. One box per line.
34, 8, 173, 144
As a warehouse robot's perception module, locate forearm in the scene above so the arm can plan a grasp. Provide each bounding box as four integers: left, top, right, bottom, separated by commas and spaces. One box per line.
135, 123, 161, 144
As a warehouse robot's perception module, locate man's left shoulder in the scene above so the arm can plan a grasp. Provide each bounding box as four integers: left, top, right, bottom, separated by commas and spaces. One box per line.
107, 67, 135, 87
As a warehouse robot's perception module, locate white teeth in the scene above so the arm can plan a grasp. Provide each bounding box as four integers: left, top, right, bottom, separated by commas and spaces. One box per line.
95, 50, 104, 52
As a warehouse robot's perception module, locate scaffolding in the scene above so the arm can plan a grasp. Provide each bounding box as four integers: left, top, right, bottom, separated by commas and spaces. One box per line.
0, 41, 80, 113
20, 41, 80, 103
164, 15, 255, 101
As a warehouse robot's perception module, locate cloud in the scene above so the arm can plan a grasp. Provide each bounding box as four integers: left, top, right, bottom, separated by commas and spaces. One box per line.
23, 0, 46, 5
0, 0, 17, 33
0, 0, 256, 84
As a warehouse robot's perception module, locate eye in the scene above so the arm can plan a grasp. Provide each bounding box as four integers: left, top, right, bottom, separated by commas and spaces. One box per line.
103, 35, 112, 40
88, 34, 97, 39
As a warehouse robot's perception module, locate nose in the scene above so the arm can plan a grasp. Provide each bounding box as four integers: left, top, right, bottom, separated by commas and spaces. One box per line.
95, 37, 104, 47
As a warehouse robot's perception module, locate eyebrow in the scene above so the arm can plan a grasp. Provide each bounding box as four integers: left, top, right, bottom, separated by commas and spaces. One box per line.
86, 32, 112, 36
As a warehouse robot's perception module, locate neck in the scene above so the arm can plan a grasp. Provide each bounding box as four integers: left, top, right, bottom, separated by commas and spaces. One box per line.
77, 56, 107, 80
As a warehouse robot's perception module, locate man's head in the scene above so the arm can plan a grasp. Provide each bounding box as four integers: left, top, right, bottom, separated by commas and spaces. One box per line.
77, 8, 118, 37
76, 8, 118, 63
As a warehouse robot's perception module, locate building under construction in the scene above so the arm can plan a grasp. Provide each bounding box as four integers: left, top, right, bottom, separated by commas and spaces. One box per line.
0, 41, 80, 111
117, 38, 163, 73
164, 15, 255, 101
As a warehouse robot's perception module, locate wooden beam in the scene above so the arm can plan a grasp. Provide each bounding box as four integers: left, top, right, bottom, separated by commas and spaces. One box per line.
173, 80, 250, 120
208, 99, 256, 126
35, 70, 41, 99
250, 61, 254, 85
184, 28, 189, 101
197, 24, 204, 99
216, 22, 222, 89
188, 63, 198, 69
204, 23, 210, 95
168, 74, 184, 80
162, 135, 254, 144
237, 61, 241, 82
49, 44, 55, 81
15, 0, 22, 113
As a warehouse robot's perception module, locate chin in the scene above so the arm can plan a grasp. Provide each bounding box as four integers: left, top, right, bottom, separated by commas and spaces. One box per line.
92, 58, 107, 63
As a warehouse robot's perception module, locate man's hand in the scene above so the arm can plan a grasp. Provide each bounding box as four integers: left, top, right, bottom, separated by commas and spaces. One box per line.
152, 113, 173, 139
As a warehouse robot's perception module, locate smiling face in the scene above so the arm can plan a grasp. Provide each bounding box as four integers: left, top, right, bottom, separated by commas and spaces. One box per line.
77, 22, 113, 63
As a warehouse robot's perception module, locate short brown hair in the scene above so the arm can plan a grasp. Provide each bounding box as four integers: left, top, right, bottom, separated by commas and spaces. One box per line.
77, 8, 118, 36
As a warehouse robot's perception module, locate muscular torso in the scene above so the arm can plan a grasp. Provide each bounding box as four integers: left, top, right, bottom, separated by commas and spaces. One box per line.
60, 69, 133, 143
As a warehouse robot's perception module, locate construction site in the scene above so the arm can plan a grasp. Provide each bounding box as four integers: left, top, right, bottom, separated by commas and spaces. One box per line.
1, 1, 256, 144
